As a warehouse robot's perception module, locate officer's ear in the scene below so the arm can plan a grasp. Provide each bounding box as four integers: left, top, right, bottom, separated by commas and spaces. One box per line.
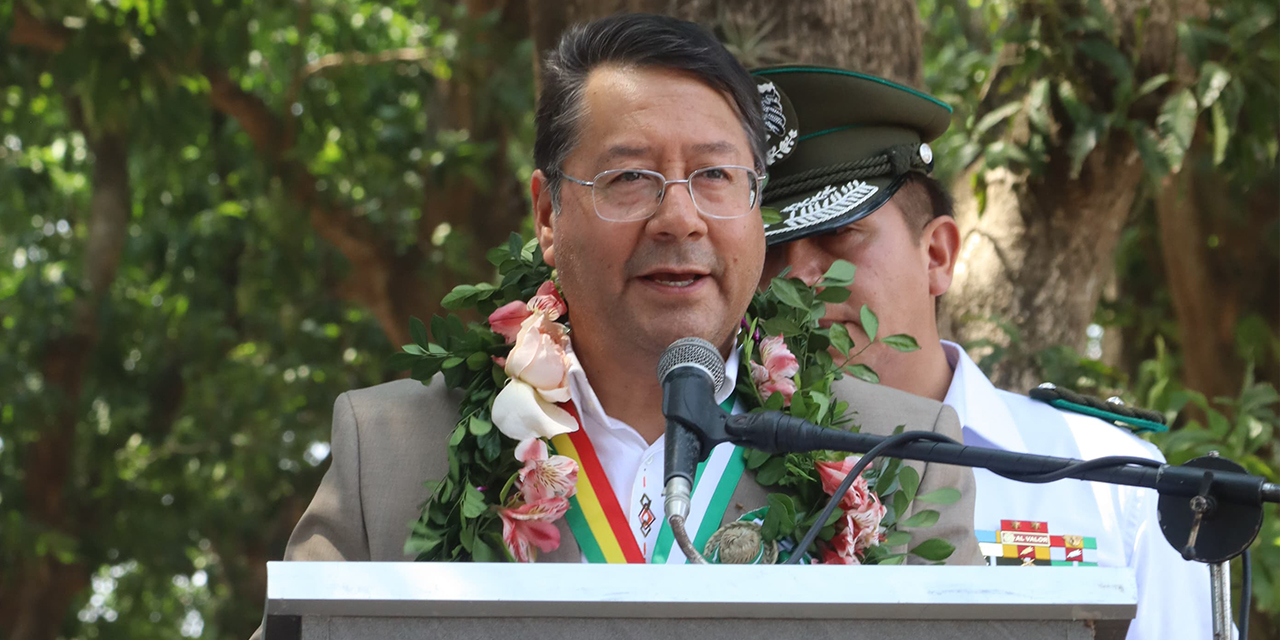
923, 215, 959, 297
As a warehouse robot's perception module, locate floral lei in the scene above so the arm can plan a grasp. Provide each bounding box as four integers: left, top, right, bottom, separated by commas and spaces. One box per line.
393, 233, 959, 565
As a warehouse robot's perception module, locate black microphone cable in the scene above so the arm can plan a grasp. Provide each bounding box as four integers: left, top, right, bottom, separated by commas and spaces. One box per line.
990, 455, 1162, 483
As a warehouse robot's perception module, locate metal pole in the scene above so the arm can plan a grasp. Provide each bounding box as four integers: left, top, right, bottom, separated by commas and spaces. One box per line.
1210, 560, 1232, 639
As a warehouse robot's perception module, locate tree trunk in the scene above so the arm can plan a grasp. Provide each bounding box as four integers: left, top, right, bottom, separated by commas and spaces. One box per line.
940, 0, 1207, 391
0, 129, 129, 640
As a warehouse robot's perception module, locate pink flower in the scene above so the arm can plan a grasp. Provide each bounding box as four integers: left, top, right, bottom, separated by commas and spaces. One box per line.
504, 314, 573, 403
515, 438, 579, 503
820, 504, 887, 565
489, 301, 532, 343
821, 525, 863, 565
497, 497, 569, 562
815, 457, 876, 512
751, 335, 800, 406
527, 281, 567, 320
760, 335, 799, 379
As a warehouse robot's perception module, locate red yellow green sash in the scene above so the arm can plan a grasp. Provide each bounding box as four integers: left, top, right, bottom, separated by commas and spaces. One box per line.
550, 397, 742, 564
551, 402, 646, 563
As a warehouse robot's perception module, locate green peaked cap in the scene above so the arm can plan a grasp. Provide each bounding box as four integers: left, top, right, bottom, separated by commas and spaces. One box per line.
750, 65, 953, 246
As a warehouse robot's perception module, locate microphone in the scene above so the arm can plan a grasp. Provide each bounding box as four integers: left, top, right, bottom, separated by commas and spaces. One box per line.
657, 338, 730, 524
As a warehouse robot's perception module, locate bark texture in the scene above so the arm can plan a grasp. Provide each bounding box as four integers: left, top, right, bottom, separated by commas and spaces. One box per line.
940, 0, 1209, 391
533, 0, 924, 87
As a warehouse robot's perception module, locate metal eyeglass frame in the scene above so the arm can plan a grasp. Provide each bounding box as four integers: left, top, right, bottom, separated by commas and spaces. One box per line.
560, 165, 763, 222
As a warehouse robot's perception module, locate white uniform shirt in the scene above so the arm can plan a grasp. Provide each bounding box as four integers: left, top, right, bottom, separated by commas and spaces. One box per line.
565, 346, 739, 560
942, 341, 1214, 640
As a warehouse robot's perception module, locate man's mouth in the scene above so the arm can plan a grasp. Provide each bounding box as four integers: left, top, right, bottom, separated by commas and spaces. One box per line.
642, 271, 708, 288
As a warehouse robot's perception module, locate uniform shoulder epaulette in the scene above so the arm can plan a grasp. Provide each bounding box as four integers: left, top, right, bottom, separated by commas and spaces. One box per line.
1028, 383, 1168, 434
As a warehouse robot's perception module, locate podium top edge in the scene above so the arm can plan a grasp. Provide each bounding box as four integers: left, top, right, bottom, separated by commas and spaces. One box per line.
265, 562, 1137, 621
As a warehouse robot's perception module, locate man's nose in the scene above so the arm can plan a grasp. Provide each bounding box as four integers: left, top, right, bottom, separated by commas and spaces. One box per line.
645, 181, 707, 240
779, 240, 826, 287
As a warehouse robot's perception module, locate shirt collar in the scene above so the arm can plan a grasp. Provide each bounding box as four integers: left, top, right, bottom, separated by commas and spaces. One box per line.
940, 340, 1029, 453
565, 339, 740, 436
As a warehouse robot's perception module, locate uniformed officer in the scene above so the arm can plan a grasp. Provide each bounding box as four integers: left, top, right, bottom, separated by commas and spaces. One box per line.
752, 64, 1215, 640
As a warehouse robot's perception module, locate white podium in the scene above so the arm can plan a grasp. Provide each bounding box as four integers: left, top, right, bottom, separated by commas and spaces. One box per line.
264, 562, 1136, 640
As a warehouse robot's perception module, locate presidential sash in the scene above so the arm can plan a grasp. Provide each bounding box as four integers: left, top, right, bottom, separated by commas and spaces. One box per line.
551, 397, 743, 563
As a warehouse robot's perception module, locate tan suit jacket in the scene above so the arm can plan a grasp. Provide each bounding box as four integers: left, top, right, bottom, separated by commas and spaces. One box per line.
252, 376, 980, 638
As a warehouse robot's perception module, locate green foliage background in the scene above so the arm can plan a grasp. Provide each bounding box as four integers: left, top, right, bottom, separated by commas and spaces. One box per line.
1, 0, 1276, 638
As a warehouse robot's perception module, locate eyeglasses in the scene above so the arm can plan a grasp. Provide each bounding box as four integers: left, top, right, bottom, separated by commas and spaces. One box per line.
561, 165, 762, 222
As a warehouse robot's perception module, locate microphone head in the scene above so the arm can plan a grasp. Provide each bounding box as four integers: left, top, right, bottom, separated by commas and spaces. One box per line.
658, 337, 727, 395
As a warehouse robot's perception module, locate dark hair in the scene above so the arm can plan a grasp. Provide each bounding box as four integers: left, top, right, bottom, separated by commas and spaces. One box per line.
534, 13, 766, 208
896, 172, 954, 239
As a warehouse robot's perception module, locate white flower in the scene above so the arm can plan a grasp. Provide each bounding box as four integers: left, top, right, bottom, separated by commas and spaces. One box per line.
491, 379, 578, 442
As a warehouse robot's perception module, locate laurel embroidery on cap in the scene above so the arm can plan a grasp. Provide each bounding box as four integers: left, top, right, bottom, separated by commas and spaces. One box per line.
757, 81, 798, 166
766, 181, 879, 236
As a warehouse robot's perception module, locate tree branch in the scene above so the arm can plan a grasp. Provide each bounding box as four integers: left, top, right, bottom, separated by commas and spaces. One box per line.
201, 65, 414, 346
10, 3, 70, 53
302, 47, 437, 77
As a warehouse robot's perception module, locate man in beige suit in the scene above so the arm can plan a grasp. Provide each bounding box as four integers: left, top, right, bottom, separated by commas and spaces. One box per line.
256, 14, 980, 637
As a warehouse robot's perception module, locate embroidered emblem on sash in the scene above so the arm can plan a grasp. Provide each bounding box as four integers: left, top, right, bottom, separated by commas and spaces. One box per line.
766, 181, 879, 237
638, 493, 656, 537
975, 520, 1098, 566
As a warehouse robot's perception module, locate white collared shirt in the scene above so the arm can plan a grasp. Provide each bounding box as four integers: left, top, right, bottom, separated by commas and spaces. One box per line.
565, 345, 739, 560
941, 340, 1215, 640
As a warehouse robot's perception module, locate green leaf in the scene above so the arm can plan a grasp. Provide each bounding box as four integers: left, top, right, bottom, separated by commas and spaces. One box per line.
877, 554, 907, 565
760, 493, 797, 542
1196, 62, 1232, 108
915, 487, 962, 505
1066, 125, 1100, 179
1156, 88, 1198, 172
1136, 73, 1172, 98
448, 425, 467, 447
756, 457, 788, 485
819, 260, 856, 287
973, 102, 1024, 138
815, 286, 851, 303
859, 305, 878, 341
471, 538, 497, 562
388, 352, 421, 372
882, 531, 912, 547
1210, 102, 1229, 165
845, 363, 880, 384
442, 357, 465, 370
760, 207, 782, 225
440, 285, 477, 310
829, 322, 853, 357
411, 358, 443, 382
763, 390, 786, 411
899, 509, 940, 529
465, 351, 490, 371
410, 316, 429, 348
1132, 124, 1171, 179
744, 448, 772, 470
769, 277, 809, 310
910, 538, 955, 561
468, 415, 493, 436
401, 343, 427, 355
461, 484, 488, 519
898, 465, 921, 502
881, 334, 920, 352
789, 392, 809, 421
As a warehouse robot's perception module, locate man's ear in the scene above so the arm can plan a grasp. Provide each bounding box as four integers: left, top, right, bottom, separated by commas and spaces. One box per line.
531, 169, 557, 268
923, 215, 960, 297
